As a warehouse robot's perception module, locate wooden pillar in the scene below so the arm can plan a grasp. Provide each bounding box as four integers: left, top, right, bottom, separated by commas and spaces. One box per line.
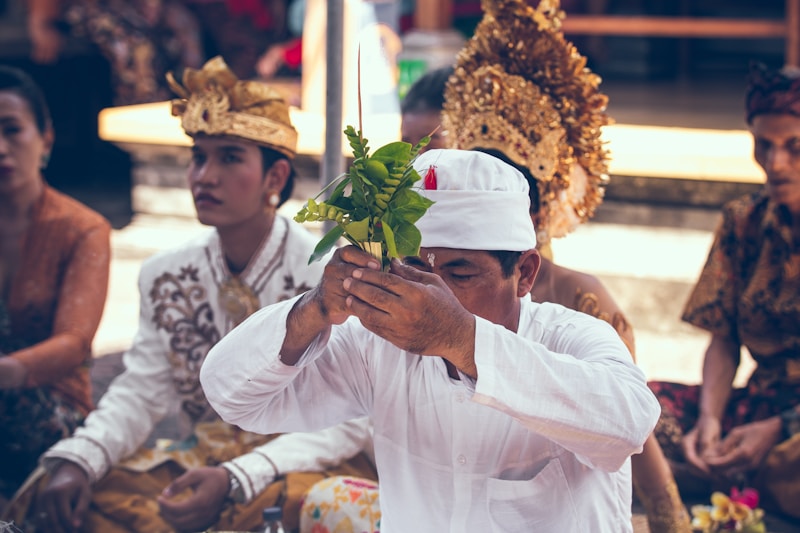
787, 0, 800, 67
413, 0, 453, 31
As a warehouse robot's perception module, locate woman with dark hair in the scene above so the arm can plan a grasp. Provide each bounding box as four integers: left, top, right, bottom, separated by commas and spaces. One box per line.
4, 57, 375, 533
648, 62, 800, 520
0, 65, 111, 502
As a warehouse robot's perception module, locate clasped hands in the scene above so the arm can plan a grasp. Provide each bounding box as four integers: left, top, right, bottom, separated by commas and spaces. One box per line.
682, 414, 783, 481
309, 246, 476, 373
36, 462, 231, 533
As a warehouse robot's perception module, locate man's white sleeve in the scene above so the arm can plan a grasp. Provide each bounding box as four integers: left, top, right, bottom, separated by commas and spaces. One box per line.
470, 309, 660, 472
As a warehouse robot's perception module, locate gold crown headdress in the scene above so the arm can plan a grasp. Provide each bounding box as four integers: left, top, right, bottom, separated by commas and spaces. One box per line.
443, 0, 611, 242
167, 56, 298, 158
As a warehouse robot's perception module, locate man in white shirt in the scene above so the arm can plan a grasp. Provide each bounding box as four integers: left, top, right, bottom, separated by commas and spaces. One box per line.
202, 149, 661, 532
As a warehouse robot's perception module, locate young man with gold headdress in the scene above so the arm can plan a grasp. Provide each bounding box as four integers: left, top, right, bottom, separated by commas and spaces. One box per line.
440, 1, 691, 531
6, 57, 375, 533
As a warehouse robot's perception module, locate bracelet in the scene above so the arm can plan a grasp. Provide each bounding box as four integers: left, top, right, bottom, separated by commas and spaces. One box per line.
779, 407, 800, 441
224, 467, 246, 504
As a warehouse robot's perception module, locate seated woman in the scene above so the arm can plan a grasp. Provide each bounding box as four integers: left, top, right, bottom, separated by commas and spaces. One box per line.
0, 65, 111, 505
648, 62, 800, 520
3, 56, 375, 533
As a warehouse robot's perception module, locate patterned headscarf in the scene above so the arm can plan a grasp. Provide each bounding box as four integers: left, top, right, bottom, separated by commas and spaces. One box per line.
745, 62, 800, 124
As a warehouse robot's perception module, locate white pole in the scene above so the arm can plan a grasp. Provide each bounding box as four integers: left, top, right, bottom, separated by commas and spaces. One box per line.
321, 0, 345, 196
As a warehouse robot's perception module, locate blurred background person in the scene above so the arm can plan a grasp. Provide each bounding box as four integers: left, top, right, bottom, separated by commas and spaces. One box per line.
0, 64, 111, 505
184, 0, 293, 80
26, 0, 205, 104
648, 61, 800, 521
399, 65, 452, 154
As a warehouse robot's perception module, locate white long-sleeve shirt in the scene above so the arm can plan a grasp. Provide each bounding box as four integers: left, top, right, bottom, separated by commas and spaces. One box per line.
43, 217, 371, 503
202, 295, 660, 532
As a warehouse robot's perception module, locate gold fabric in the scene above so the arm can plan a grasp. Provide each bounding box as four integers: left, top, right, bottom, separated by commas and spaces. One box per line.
443, 0, 611, 244
3, 422, 377, 532
754, 432, 800, 519
167, 56, 298, 158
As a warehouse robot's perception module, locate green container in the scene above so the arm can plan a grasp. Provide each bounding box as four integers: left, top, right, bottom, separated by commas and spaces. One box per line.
397, 58, 428, 101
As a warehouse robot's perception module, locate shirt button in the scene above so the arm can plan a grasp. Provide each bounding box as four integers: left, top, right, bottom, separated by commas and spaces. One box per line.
457, 454, 467, 465
455, 393, 465, 403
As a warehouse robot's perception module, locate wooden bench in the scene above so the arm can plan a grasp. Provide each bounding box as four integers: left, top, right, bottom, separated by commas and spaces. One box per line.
561, 0, 800, 66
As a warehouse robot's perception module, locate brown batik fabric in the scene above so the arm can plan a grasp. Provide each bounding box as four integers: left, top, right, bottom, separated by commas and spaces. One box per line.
682, 191, 800, 392
650, 191, 800, 473
65, 0, 203, 105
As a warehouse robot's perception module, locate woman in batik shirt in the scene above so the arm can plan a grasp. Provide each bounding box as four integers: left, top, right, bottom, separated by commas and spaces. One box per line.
649, 62, 800, 520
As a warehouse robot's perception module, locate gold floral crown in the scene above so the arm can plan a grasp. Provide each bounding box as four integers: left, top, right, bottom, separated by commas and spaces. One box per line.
167, 56, 298, 158
442, 0, 611, 242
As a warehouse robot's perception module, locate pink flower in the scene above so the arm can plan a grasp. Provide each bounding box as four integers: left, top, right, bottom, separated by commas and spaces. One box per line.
730, 487, 760, 509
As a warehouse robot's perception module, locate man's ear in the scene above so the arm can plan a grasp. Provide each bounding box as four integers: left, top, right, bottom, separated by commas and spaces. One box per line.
43, 124, 55, 156
516, 248, 540, 297
263, 158, 290, 193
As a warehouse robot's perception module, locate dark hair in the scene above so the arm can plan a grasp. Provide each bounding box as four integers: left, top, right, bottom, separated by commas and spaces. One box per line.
472, 148, 540, 216
488, 250, 523, 278
401, 66, 454, 115
259, 146, 295, 207
0, 65, 52, 134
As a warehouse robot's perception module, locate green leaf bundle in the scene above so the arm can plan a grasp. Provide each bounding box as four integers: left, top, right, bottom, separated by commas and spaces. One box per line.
294, 126, 434, 270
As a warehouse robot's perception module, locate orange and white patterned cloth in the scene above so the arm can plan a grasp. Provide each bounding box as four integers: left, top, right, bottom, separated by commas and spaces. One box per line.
300, 476, 381, 533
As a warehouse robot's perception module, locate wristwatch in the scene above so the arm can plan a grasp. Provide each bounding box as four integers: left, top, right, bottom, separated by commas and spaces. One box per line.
226, 469, 246, 504
780, 408, 800, 441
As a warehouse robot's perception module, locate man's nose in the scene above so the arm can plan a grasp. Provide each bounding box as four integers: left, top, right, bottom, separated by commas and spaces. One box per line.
192, 165, 219, 186
766, 147, 791, 173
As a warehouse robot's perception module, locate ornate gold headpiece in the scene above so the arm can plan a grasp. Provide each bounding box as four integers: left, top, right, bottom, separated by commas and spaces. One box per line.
443, 0, 611, 242
167, 56, 298, 158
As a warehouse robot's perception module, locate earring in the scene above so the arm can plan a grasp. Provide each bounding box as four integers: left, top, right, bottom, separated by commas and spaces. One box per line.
266, 192, 280, 207
40, 152, 51, 170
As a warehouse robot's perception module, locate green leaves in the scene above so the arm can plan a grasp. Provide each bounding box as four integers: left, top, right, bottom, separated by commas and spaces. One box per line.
295, 126, 434, 269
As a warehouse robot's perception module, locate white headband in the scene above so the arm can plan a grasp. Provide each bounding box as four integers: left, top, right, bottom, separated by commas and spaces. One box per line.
413, 149, 537, 252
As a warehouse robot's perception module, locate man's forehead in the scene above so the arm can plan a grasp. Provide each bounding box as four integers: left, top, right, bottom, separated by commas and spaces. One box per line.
193, 133, 257, 149
416, 247, 491, 264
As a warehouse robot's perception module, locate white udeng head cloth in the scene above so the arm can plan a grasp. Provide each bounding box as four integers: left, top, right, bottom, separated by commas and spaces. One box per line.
413, 149, 537, 252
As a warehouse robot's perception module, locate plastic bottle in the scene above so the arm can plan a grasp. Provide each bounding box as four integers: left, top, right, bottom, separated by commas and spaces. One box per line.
262, 506, 286, 533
